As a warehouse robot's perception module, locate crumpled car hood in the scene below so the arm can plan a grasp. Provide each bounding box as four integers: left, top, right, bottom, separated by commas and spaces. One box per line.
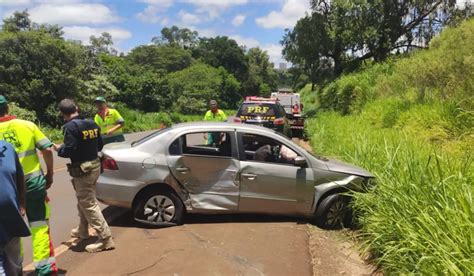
323, 158, 374, 178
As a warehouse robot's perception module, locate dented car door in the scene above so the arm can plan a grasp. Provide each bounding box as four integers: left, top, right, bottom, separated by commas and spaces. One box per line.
167, 131, 240, 211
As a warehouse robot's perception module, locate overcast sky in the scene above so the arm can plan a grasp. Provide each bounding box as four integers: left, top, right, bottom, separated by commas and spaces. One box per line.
0, 0, 312, 65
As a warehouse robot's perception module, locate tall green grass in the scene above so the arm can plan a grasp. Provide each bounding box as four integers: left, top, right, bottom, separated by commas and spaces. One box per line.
302, 19, 474, 273
306, 111, 473, 273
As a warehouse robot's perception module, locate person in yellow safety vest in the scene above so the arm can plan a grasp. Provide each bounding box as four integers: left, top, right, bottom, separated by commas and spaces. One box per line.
93, 96, 125, 145
203, 100, 227, 146
0, 95, 58, 276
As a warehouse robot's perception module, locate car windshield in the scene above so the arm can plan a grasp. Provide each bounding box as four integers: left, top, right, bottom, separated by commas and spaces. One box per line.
238, 103, 278, 116
131, 128, 171, 147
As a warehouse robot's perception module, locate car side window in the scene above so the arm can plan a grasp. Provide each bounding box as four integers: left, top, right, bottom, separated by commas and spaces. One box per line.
241, 133, 299, 165
169, 137, 181, 155
181, 132, 232, 158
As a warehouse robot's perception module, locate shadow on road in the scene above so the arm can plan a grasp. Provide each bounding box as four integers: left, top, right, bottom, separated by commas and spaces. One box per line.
24, 269, 68, 276
109, 210, 310, 229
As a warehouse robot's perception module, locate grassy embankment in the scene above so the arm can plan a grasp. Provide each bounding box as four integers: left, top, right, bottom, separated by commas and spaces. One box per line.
302, 19, 473, 273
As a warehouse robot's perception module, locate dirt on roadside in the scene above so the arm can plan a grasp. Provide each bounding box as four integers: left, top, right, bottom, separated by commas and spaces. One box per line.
307, 226, 378, 276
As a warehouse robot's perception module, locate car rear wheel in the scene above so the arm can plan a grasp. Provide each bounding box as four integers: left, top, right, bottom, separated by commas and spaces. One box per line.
314, 194, 351, 230
134, 189, 184, 226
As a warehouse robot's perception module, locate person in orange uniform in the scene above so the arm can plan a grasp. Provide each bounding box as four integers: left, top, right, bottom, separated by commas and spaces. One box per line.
93, 97, 125, 145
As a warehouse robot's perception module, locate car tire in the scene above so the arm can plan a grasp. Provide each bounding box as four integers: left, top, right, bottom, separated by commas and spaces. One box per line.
314, 193, 351, 230
134, 189, 184, 227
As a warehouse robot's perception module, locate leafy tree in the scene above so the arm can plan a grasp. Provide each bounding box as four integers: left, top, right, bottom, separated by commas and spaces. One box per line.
89, 32, 117, 55
282, 7, 351, 87
0, 30, 89, 125
2, 10, 63, 38
2, 10, 31, 32
80, 74, 119, 102
101, 54, 173, 112
193, 36, 248, 82
283, 0, 471, 86
126, 45, 192, 74
167, 63, 240, 113
337, 0, 464, 61
152, 25, 199, 49
217, 67, 242, 109
243, 47, 278, 96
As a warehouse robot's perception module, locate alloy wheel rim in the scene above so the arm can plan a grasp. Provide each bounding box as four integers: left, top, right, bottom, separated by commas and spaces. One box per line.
326, 200, 345, 227
144, 195, 176, 223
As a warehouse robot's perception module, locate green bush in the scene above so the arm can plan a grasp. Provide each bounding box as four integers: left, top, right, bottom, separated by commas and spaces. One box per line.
9, 102, 37, 122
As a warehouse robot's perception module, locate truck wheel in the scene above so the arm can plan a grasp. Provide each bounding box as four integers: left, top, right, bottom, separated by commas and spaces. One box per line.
314, 194, 351, 230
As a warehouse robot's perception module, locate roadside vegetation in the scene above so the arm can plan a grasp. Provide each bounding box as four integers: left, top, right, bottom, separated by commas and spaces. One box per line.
301, 19, 473, 274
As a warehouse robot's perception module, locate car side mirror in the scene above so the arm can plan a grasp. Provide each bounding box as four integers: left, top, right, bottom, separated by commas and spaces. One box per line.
294, 156, 307, 167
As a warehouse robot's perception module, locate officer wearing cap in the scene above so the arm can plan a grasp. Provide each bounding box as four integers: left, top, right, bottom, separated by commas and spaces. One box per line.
93, 97, 125, 145
0, 95, 57, 275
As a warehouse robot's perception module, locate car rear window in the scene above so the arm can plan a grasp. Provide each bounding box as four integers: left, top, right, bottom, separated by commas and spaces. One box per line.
131, 128, 171, 147
238, 103, 280, 117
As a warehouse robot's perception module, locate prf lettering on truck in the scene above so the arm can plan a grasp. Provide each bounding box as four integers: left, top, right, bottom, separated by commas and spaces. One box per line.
246, 106, 270, 114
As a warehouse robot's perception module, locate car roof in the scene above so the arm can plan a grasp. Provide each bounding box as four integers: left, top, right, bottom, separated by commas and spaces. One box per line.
171, 121, 280, 134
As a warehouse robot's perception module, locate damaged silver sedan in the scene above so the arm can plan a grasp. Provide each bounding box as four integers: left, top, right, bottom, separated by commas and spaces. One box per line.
97, 122, 374, 229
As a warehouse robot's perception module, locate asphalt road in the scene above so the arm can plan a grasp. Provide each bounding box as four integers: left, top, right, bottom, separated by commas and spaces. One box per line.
22, 130, 157, 266
51, 213, 313, 275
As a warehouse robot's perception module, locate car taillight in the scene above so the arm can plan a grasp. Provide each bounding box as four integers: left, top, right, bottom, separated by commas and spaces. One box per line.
274, 118, 285, 125
234, 117, 242, 123
102, 158, 118, 170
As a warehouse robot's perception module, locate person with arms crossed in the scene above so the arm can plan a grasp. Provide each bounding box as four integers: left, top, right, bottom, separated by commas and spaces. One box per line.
0, 140, 31, 276
54, 99, 115, 253
0, 95, 57, 276
93, 97, 125, 145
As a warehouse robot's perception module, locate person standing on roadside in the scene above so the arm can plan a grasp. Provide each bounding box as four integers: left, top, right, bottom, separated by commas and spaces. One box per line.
54, 99, 115, 253
93, 97, 125, 145
203, 100, 227, 145
0, 140, 31, 276
0, 95, 57, 276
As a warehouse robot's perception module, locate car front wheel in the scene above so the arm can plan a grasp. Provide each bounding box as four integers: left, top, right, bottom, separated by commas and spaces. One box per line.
134, 189, 184, 227
314, 194, 351, 230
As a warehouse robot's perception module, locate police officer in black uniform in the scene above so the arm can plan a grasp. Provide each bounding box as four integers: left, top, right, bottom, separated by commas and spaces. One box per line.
53, 99, 115, 253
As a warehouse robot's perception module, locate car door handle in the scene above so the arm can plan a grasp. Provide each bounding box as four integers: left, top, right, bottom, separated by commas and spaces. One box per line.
242, 173, 257, 180
176, 167, 190, 174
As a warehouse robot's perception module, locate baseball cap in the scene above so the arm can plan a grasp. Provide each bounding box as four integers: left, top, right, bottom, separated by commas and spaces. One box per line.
94, 96, 106, 103
0, 95, 8, 105
209, 100, 217, 105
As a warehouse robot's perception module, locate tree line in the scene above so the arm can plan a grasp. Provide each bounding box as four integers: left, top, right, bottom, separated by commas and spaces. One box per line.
282, 0, 473, 90
0, 11, 282, 126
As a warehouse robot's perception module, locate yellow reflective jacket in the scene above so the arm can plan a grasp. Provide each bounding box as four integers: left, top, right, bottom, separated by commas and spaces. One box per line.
0, 116, 52, 180
94, 108, 124, 138
203, 109, 227, 122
